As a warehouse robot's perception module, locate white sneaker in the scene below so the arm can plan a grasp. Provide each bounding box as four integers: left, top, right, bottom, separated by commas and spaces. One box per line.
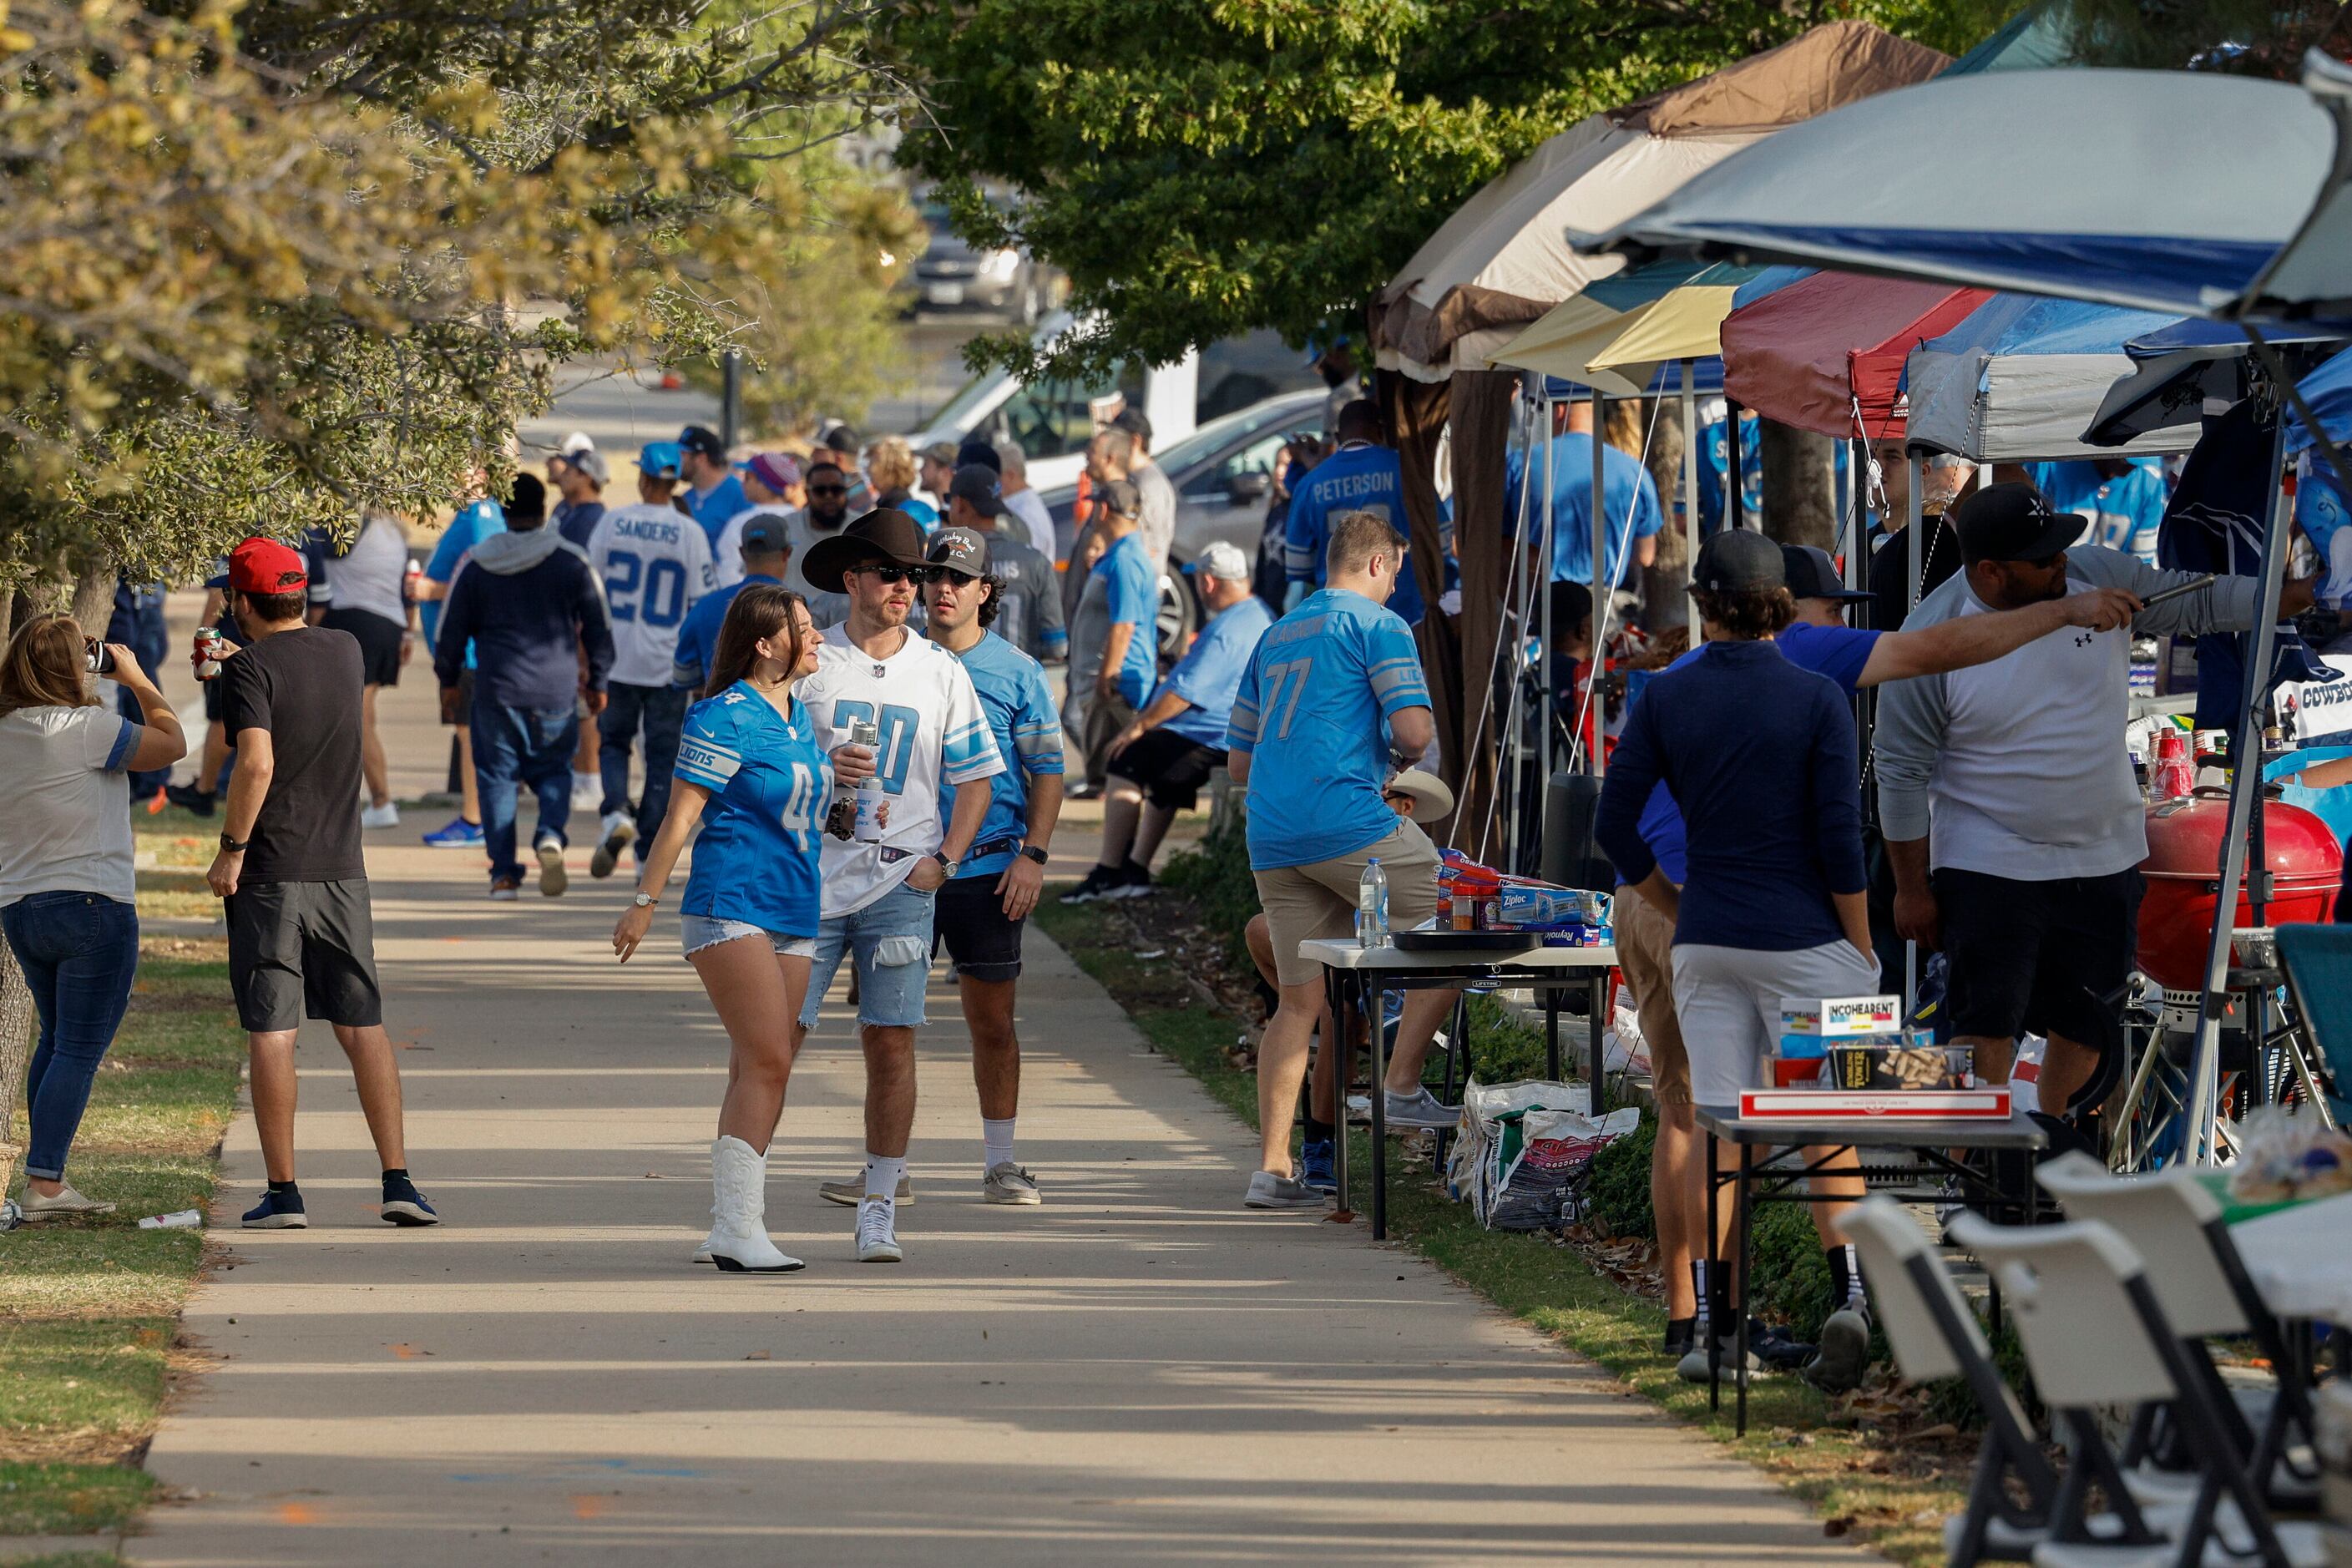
571, 771, 602, 809
590, 814, 635, 879
855, 1196, 903, 1263
359, 802, 400, 829
534, 837, 569, 898
982, 1163, 1041, 1205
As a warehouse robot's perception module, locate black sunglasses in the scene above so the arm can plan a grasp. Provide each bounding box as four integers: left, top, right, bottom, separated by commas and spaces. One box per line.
808, 483, 847, 496
928, 567, 979, 588
857, 564, 936, 585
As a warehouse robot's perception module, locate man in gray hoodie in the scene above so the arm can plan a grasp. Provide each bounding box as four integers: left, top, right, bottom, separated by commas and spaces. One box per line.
434, 474, 616, 900
1874, 482, 2312, 1115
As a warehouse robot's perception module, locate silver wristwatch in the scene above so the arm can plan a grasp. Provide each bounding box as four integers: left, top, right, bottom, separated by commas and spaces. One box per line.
631, 891, 658, 908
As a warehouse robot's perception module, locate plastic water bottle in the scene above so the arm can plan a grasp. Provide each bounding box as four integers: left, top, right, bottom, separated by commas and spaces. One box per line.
1357, 857, 1390, 947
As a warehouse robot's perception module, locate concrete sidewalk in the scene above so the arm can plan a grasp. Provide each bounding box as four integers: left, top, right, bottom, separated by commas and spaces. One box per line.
131, 676, 1856, 1566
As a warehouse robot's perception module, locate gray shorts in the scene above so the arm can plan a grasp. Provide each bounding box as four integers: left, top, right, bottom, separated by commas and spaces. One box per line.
1669, 938, 1880, 1106
225, 878, 384, 1034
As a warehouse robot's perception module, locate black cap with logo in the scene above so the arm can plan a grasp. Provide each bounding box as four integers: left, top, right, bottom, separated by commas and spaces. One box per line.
1955, 481, 2085, 564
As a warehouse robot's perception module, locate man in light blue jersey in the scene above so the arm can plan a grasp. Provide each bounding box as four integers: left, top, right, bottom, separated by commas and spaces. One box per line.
1283, 400, 1424, 626
1066, 540, 1272, 903
1227, 508, 1459, 1210
917, 528, 1065, 1205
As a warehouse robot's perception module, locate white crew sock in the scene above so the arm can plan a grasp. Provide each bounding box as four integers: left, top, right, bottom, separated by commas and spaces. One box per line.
863, 1151, 906, 1205
982, 1117, 1016, 1172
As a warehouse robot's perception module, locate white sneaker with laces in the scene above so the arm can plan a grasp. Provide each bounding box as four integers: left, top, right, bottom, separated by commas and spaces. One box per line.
982, 1163, 1041, 1205
855, 1196, 903, 1263
359, 802, 400, 829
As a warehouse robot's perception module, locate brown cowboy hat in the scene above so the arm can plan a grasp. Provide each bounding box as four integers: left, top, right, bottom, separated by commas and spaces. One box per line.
801, 508, 930, 594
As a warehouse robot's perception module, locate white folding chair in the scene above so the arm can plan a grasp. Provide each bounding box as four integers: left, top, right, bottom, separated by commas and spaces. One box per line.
1845, 1199, 2141, 1566
1950, 1214, 2322, 1568
2034, 1153, 2319, 1512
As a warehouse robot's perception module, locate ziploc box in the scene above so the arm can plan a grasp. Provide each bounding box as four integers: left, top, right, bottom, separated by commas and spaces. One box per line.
1778, 994, 1900, 1039
1491, 884, 1609, 929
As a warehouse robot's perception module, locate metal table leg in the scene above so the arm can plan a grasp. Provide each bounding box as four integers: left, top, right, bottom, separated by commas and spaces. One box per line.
1545, 993, 1562, 1080
1737, 1141, 1754, 1437
1325, 967, 1352, 1215
1369, 968, 1389, 1239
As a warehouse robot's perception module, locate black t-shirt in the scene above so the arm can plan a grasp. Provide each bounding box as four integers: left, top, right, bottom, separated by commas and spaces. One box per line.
1868, 517, 1961, 633
220, 627, 367, 883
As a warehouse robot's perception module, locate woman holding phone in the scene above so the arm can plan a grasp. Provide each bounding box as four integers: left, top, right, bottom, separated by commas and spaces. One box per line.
0, 615, 185, 1216
612, 585, 833, 1272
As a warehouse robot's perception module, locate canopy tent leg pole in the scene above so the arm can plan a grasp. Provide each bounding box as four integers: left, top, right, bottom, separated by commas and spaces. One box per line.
1591, 393, 1607, 778
1541, 392, 1556, 783
1727, 398, 1748, 530
1681, 362, 1699, 635
2181, 407, 2291, 1166
1904, 452, 1925, 1018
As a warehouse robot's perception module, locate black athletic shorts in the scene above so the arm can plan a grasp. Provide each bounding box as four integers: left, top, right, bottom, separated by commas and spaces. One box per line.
1936, 866, 2142, 1060
226, 878, 385, 1033
1106, 728, 1227, 812
322, 608, 404, 687
933, 873, 1024, 983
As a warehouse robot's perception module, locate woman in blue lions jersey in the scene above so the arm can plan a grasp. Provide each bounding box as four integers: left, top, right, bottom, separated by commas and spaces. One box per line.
612, 584, 833, 1273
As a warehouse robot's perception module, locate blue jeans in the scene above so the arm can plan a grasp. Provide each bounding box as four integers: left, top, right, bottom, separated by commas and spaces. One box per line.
3, 892, 139, 1181
599, 681, 689, 866
471, 704, 578, 883
797, 878, 938, 1030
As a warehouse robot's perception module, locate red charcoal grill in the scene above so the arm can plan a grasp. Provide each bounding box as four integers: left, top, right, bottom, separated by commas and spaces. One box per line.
2138, 788, 2343, 992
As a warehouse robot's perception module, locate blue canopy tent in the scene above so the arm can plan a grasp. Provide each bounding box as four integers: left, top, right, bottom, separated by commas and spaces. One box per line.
2087, 321, 2352, 449
1576, 55, 2352, 1166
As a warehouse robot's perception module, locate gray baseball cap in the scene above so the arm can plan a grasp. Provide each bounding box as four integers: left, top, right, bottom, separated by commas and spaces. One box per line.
927, 526, 990, 577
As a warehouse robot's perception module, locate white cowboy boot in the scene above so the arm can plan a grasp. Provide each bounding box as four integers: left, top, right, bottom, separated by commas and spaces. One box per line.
707, 1135, 802, 1273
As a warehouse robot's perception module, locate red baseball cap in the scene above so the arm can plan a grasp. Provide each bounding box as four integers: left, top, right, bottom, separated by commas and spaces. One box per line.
227, 538, 308, 594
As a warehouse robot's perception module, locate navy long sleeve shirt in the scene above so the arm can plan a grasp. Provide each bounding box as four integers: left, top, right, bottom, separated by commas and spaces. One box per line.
1595, 637, 1865, 953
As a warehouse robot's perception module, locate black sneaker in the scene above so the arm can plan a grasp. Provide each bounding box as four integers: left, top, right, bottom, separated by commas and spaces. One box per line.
242, 1186, 308, 1229
1060, 865, 1122, 904
164, 782, 216, 817
1662, 1317, 1697, 1358
1110, 861, 1156, 899
380, 1174, 439, 1227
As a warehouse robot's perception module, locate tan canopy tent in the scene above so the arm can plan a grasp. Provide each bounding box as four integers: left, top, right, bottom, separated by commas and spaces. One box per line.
1371, 19, 1947, 846
1371, 22, 1948, 383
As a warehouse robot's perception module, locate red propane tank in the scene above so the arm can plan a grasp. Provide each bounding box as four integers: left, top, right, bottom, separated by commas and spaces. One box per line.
2137, 788, 2343, 989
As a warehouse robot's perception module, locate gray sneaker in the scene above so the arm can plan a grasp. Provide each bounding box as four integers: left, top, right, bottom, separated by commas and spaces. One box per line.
819, 1172, 914, 1207
1801, 1308, 1871, 1393
1382, 1086, 1459, 1130
1243, 1171, 1327, 1210
982, 1164, 1041, 1205
1677, 1335, 1763, 1383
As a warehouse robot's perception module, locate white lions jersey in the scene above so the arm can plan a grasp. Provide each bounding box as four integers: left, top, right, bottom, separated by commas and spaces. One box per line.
587, 503, 716, 687
799, 625, 1005, 917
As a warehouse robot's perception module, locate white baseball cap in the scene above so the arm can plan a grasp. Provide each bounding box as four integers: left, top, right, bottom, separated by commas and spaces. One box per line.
1183, 540, 1252, 581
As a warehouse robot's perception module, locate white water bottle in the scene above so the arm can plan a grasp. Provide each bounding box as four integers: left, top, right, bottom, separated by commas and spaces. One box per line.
1357, 857, 1390, 947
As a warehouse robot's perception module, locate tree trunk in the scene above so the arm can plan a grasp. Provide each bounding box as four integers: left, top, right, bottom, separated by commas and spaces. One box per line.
1640, 402, 1690, 630
1758, 417, 1835, 549
71, 561, 116, 635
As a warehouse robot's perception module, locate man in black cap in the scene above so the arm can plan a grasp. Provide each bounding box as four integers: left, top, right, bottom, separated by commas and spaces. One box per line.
1877, 481, 2314, 1118
794, 509, 1004, 1262
677, 425, 747, 547
945, 463, 1064, 664
1111, 407, 1176, 576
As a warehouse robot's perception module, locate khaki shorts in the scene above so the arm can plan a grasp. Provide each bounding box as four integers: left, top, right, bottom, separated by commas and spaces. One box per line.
1253, 820, 1440, 987
1613, 890, 1690, 1106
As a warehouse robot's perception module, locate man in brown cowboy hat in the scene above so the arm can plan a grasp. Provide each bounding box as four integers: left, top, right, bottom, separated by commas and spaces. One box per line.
794, 509, 1004, 1263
